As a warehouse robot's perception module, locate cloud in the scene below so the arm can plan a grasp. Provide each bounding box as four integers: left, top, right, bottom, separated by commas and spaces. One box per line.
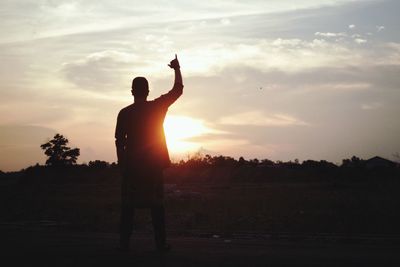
348, 24, 356, 29
183, 132, 234, 143
179, 37, 400, 77
376, 25, 385, 32
315, 32, 347, 37
220, 18, 231, 25
354, 38, 367, 44
314, 82, 371, 91
361, 102, 382, 110
0, 0, 363, 44
219, 111, 308, 127
1, 0, 400, 170
61, 50, 136, 90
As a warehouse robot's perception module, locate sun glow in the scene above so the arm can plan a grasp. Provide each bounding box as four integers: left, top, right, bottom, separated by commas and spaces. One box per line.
163, 115, 208, 154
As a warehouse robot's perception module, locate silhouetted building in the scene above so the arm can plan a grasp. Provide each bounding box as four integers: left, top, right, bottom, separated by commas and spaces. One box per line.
365, 156, 396, 169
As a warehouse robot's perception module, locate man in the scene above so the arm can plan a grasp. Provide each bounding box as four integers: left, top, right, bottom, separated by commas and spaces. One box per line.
115, 55, 183, 252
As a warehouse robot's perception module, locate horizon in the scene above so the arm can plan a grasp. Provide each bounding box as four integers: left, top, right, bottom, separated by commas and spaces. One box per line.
2, 147, 397, 173
1, 0, 400, 171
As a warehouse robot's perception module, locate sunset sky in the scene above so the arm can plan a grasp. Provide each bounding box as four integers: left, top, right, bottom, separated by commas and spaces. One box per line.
1, 0, 400, 171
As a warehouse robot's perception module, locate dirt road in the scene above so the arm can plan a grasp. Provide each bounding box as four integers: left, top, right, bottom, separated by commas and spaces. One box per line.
1, 227, 399, 266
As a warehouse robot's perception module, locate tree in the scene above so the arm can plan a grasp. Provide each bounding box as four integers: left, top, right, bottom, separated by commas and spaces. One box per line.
88, 160, 110, 169
40, 134, 80, 166
341, 156, 364, 168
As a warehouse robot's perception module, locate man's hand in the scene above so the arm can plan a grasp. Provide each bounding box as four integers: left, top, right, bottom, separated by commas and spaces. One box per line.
168, 54, 180, 69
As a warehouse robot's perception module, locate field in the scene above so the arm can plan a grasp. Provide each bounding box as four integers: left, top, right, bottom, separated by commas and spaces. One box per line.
1, 164, 399, 237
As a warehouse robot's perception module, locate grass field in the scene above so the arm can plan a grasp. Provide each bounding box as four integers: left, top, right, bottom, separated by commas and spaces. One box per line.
1, 166, 399, 236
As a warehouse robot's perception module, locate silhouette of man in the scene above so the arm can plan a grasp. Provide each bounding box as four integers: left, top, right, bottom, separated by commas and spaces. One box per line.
115, 55, 183, 252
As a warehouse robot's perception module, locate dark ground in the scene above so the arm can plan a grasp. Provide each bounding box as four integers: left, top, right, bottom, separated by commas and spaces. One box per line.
1, 226, 400, 267
1, 165, 400, 266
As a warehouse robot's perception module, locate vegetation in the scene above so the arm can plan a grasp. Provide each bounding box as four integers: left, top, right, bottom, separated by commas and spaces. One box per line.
0, 154, 399, 235
40, 134, 80, 167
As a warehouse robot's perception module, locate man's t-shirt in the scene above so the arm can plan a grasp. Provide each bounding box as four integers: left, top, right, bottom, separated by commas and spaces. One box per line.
115, 87, 182, 170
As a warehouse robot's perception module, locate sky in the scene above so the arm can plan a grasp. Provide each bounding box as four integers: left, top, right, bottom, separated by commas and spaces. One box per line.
1, 0, 400, 171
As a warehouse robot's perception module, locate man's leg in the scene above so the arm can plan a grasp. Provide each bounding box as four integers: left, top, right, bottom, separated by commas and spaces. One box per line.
150, 168, 169, 251
120, 202, 134, 250
151, 205, 167, 250
119, 176, 135, 250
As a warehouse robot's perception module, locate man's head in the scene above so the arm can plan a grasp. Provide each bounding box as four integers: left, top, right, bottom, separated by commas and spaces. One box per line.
131, 77, 149, 99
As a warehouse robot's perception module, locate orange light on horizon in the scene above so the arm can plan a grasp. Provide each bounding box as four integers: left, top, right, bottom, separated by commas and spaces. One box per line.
163, 115, 208, 154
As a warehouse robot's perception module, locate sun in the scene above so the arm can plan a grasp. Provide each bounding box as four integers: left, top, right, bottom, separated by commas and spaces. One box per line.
163, 115, 208, 154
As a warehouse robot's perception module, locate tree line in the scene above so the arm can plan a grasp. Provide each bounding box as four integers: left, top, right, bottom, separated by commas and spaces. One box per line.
37, 133, 398, 171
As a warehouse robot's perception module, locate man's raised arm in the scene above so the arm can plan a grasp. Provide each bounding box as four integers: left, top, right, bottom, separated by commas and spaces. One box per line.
169, 54, 183, 92
156, 54, 183, 107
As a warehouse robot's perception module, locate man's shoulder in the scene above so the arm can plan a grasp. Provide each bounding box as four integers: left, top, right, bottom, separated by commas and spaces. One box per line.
119, 104, 135, 114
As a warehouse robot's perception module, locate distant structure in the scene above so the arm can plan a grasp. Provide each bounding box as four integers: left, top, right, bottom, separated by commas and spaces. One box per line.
365, 156, 397, 169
